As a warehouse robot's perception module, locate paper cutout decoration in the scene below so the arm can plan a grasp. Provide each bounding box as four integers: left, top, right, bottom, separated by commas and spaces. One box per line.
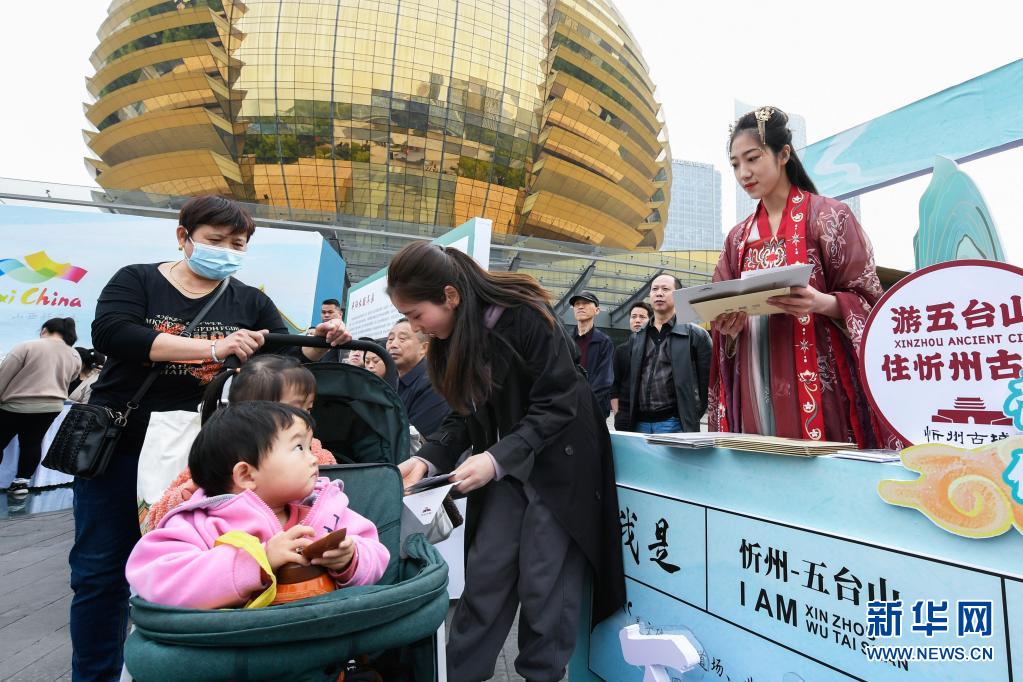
1004, 449, 1023, 505
1004, 377, 1023, 431
914, 155, 1006, 269
878, 436, 1023, 538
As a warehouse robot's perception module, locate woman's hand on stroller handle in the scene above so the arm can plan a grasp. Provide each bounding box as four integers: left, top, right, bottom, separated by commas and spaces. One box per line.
214, 329, 267, 363
266, 525, 315, 570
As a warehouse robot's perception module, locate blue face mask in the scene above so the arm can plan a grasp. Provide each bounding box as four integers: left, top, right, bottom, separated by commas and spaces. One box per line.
185, 238, 245, 280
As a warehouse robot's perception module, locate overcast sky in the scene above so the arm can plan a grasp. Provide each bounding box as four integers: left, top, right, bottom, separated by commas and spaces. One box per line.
0, 1, 1020, 270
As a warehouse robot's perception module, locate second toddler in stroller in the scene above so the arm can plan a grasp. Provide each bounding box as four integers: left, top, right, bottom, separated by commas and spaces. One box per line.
143, 355, 337, 533
126, 402, 389, 609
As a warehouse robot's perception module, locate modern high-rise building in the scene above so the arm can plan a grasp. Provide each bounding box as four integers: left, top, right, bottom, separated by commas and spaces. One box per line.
732, 100, 859, 227
84, 0, 671, 250
661, 160, 721, 251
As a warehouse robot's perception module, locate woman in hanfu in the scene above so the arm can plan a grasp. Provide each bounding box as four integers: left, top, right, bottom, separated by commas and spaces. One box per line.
709, 106, 900, 448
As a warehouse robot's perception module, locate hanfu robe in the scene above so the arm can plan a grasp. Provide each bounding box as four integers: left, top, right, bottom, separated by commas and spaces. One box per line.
708, 189, 902, 448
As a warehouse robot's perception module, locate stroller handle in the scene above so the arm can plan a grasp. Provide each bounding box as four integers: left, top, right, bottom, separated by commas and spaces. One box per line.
223, 333, 399, 383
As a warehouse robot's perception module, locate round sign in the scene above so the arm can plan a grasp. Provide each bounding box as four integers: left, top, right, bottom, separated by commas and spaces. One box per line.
860, 259, 1023, 446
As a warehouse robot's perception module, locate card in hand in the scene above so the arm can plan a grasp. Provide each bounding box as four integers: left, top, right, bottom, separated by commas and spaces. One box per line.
406, 473, 455, 494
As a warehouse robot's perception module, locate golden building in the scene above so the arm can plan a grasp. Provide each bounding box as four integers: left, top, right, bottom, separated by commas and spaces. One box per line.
85, 0, 670, 249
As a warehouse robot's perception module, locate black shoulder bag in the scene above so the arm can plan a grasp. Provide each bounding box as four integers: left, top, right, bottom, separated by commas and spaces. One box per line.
43, 278, 231, 479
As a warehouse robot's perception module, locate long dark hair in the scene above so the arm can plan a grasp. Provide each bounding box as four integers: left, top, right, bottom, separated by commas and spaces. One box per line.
386, 241, 553, 414
729, 107, 818, 194
41, 318, 77, 346
199, 355, 316, 424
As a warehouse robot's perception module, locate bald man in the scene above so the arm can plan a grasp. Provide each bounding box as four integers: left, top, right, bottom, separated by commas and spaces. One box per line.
619, 274, 711, 433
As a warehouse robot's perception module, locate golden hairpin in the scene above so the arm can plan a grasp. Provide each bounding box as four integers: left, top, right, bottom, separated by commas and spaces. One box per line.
754, 106, 775, 145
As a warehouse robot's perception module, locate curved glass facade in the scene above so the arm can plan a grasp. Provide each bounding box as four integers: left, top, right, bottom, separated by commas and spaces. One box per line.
86, 0, 670, 249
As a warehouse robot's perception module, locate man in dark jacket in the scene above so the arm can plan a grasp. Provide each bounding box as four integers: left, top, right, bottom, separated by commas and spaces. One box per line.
620, 275, 711, 433
314, 299, 345, 362
386, 319, 450, 437
611, 301, 652, 430
569, 291, 614, 417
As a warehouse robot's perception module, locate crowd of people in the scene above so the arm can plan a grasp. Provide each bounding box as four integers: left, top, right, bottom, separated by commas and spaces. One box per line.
0, 105, 893, 681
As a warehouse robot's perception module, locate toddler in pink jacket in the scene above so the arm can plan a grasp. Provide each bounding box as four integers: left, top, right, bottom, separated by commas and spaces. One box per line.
126, 401, 390, 609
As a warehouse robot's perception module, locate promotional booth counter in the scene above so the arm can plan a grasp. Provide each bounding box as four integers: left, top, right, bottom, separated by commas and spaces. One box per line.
569, 432, 1022, 681
569, 260, 1023, 681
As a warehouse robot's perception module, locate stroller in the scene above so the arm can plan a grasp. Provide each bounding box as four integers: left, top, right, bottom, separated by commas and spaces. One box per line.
123, 337, 449, 681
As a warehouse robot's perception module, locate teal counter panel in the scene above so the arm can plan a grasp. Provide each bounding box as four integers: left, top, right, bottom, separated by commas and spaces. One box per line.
610, 433, 1023, 580
590, 580, 854, 681
616, 486, 706, 609
705, 511, 1008, 680
570, 433, 1022, 681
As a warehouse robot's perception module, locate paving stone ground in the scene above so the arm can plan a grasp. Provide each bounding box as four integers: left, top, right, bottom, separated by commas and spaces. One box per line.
0, 509, 74, 682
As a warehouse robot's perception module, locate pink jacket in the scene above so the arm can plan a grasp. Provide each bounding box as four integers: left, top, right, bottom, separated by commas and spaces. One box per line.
126, 477, 390, 609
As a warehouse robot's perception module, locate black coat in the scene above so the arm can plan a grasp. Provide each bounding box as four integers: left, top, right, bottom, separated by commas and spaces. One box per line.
415, 304, 626, 624
574, 326, 615, 416
621, 319, 712, 432
611, 340, 632, 431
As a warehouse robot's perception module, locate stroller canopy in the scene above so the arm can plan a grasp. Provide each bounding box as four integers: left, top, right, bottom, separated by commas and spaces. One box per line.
307, 363, 411, 466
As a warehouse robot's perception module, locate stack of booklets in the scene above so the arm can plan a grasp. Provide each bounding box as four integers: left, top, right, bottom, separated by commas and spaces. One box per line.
645, 432, 852, 457
831, 449, 902, 463
643, 432, 717, 449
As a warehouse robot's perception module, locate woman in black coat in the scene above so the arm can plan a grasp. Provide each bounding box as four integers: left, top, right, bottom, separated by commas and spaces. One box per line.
389, 241, 624, 682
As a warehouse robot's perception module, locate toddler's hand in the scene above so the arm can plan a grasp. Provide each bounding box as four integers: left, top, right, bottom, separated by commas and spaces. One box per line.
266, 525, 314, 570
312, 537, 356, 572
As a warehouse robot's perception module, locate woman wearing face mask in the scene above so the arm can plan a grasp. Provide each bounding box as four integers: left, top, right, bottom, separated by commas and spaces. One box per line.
69, 195, 350, 680
709, 107, 898, 448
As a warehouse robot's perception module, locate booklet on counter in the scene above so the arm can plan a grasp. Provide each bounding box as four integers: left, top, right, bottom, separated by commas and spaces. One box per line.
831, 449, 902, 463
405, 473, 456, 495
674, 263, 813, 324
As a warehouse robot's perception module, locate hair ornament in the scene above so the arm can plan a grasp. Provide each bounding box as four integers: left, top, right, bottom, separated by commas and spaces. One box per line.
219, 370, 239, 407
754, 106, 776, 146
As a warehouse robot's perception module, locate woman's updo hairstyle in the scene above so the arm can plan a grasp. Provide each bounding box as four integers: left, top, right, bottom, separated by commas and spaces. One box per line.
41, 318, 78, 346
729, 106, 818, 195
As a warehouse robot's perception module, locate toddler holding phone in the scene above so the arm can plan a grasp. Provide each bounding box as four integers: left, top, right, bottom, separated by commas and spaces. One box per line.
126, 401, 389, 609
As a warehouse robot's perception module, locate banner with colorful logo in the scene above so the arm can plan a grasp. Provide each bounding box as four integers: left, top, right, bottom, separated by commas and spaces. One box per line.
0, 205, 344, 354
